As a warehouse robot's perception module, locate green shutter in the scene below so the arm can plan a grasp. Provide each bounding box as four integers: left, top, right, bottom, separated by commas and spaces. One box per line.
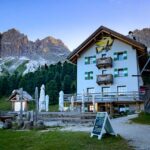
124, 68, 128, 76
90, 71, 93, 80
93, 56, 96, 64
123, 51, 127, 60
114, 68, 118, 77
114, 52, 118, 61
85, 57, 89, 64
85, 72, 93, 80
85, 56, 96, 64
85, 72, 88, 80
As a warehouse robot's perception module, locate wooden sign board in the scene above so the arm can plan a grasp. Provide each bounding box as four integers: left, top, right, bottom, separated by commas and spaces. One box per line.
91, 112, 116, 140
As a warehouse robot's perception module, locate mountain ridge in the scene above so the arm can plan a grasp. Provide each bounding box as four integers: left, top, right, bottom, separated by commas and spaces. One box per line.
133, 28, 150, 48
0, 28, 70, 61
0, 28, 70, 75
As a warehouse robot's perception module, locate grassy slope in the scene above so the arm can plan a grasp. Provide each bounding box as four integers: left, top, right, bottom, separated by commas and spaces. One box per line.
131, 112, 150, 125
0, 130, 133, 150
16, 60, 29, 74
4, 59, 16, 67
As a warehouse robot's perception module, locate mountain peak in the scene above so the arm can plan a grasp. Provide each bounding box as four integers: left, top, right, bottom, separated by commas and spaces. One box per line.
7, 28, 19, 33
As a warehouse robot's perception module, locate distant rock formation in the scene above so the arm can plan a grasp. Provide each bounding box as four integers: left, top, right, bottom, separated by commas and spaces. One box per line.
133, 28, 150, 48
0, 28, 70, 63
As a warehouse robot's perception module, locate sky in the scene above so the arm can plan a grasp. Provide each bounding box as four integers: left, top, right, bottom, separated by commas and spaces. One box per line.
0, 0, 150, 51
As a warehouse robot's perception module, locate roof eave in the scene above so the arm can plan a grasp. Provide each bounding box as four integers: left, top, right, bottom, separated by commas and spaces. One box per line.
67, 26, 147, 63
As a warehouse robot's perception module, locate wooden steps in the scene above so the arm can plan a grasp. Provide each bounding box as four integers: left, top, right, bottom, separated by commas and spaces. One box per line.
38, 112, 96, 124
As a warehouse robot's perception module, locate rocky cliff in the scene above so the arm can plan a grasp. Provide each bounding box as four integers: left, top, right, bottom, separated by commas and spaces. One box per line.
0, 28, 70, 63
133, 28, 150, 48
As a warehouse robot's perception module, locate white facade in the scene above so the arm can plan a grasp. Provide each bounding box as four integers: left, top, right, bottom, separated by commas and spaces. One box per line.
77, 39, 142, 94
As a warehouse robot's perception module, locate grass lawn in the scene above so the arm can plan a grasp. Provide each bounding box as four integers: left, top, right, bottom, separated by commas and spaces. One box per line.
0, 97, 58, 112
0, 97, 11, 111
0, 130, 133, 150
49, 104, 59, 112
131, 112, 150, 125
28, 103, 59, 112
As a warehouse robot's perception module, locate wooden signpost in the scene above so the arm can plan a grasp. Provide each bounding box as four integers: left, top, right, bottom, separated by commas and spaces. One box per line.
91, 112, 116, 140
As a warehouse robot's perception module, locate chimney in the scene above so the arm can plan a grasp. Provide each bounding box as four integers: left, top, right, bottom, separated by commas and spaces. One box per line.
128, 31, 136, 40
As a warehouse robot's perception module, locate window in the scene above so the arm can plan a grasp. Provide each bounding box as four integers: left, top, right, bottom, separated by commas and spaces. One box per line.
117, 86, 126, 95
85, 56, 96, 64
114, 68, 128, 77
118, 69, 124, 77
118, 52, 124, 60
89, 105, 94, 111
102, 54, 106, 58
85, 71, 93, 80
114, 51, 127, 61
102, 87, 110, 96
102, 70, 107, 75
87, 87, 94, 94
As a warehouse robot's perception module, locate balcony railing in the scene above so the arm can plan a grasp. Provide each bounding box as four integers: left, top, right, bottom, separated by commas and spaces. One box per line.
97, 74, 113, 85
96, 57, 112, 69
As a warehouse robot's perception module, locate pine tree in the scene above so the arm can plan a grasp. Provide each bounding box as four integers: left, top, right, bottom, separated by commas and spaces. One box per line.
46, 80, 58, 104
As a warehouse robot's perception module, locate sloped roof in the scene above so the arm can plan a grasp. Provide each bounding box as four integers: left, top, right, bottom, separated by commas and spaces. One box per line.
68, 26, 147, 63
9, 89, 33, 101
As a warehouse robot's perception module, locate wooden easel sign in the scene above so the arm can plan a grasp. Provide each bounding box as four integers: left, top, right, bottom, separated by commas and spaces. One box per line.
91, 112, 116, 140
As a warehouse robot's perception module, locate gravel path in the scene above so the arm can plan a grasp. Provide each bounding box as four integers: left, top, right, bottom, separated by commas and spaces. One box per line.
112, 114, 150, 150
60, 114, 150, 150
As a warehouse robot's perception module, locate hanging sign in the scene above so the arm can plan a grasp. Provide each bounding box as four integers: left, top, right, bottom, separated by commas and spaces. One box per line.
96, 36, 113, 53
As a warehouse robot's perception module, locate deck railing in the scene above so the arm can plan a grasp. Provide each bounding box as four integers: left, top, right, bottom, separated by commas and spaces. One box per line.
64, 91, 145, 103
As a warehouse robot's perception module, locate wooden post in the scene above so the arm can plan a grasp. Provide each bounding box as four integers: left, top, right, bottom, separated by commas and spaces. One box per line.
92, 94, 96, 113
82, 91, 85, 113
19, 88, 23, 122
110, 103, 114, 117
35, 87, 38, 122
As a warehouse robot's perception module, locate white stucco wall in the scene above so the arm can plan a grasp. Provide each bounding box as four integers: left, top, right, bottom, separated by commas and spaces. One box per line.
77, 39, 140, 94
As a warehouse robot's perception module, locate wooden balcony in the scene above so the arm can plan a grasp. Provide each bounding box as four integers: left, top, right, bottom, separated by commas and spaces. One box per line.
97, 74, 113, 85
96, 57, 112, 69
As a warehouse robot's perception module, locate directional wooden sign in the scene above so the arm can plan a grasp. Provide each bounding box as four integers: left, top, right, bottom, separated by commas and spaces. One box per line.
91, 112, 116, 140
